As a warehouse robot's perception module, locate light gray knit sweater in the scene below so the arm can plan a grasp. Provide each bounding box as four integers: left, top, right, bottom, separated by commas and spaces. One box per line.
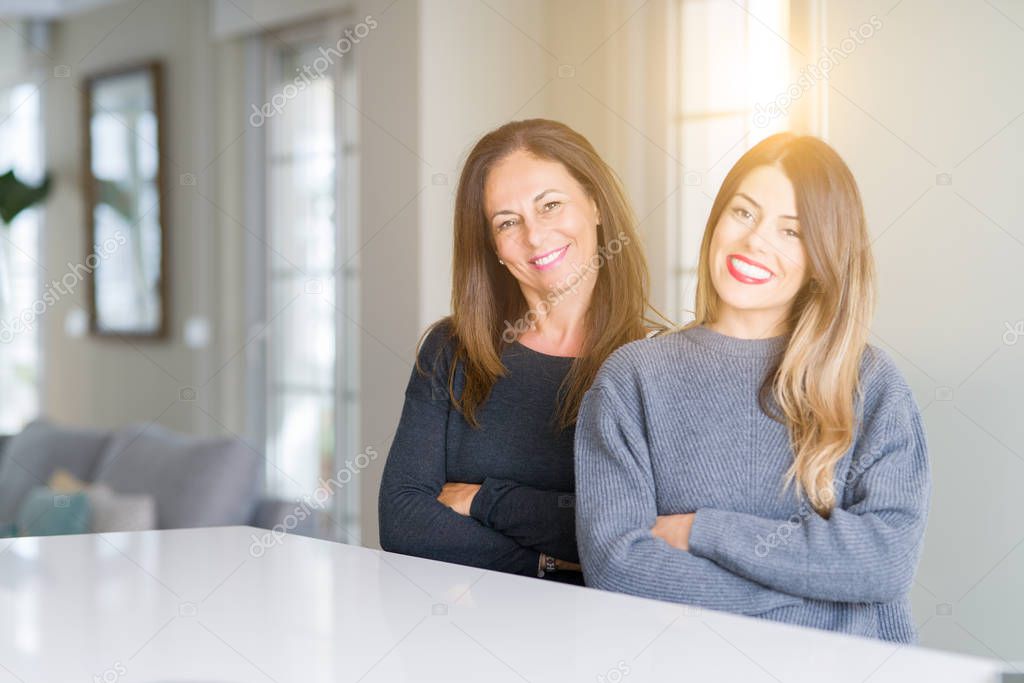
575, 324, 930, 643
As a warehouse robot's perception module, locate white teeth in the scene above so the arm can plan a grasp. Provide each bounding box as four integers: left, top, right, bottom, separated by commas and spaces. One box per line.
533, 246, 566, 266
731, 257, 772, 279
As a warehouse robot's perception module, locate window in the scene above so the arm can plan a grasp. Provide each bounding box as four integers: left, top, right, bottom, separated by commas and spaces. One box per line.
0, 83, 42, 433
669, 0, 793, 320
251, 20, 360, 542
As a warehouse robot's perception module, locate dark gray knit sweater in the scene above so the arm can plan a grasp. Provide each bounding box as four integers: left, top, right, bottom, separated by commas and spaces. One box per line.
575, 324, 930, 643
378, 320, 582, 583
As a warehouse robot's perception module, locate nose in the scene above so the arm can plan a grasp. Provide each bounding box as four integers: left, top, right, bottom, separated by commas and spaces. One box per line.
741, 217, 772, 256
521, 213, 546, 249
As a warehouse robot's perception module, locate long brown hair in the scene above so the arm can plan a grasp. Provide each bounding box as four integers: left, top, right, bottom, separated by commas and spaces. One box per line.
689, 133, 875, 515
420, 119, 665, 430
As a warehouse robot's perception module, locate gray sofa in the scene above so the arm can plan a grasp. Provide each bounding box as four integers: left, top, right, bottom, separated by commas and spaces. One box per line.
0, 419, 314, 536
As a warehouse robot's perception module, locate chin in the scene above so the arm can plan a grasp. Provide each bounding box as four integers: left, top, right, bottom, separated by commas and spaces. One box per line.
719, 298, 761, 313
715, 286, 771, 312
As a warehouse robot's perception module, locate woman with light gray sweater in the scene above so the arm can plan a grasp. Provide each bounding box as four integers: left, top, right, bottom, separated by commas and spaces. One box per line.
575, 133, 930, 643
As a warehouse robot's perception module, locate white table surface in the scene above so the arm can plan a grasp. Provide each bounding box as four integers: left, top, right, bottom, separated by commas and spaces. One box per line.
0, 525, 1008, 682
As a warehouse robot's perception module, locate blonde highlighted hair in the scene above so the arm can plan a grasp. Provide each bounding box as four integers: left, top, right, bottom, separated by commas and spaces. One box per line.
690, 133, 875, 516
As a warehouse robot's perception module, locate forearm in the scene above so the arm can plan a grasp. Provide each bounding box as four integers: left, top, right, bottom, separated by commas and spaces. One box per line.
579, 526, 804, 615
379, 483, 540, 576
688, 506, 925, 602
689, 379, 930, 604
575, 382, 803, 615
470, 479, 578, 562
379, 376, 540, 576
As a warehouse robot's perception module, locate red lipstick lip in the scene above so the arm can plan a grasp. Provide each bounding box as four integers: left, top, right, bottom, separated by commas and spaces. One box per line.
727, 254, 774, 284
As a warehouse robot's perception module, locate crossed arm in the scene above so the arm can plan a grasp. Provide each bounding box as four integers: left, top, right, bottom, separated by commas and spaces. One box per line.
378, 359, 579, 574
575, 379, 929, 610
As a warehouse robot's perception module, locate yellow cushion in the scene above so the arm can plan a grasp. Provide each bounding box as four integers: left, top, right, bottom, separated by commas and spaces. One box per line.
48, 468, 88, 493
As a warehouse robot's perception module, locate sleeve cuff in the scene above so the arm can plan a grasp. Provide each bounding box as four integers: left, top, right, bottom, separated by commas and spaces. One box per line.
469, 477, 504, 526
687, 507, 732, 561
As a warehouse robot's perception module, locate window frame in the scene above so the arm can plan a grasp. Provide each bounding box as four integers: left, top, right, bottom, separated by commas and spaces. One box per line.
0, 74, 45, 434
245, 16, 361, 543
667, 0, 822, 321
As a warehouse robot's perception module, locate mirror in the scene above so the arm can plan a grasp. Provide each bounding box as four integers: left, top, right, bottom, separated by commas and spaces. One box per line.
82, 61, 167, 338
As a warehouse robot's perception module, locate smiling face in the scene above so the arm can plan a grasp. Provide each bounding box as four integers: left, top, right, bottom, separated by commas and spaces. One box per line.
484, 149, 601, 301
707, 163, 809, 336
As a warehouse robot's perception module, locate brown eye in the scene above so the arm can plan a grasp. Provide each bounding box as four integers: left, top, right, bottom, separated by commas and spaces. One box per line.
732, 207, 754, 223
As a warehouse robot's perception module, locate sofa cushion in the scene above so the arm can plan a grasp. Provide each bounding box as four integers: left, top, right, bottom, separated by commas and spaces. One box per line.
87, 483, 158, 533
48, 467, 88, 493
0, 420, 111, 525
16, 487, 92, 537
0, 434, 10, 470
92, 423, 261, 529
48, 468, 157, 533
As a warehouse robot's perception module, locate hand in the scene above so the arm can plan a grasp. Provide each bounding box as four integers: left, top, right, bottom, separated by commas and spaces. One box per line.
438, 482, 481, 516
651, 513, 695, 551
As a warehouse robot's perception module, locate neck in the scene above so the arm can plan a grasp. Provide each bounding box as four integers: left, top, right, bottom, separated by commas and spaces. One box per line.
706, 306, 791, 340
516, 278, 596, 356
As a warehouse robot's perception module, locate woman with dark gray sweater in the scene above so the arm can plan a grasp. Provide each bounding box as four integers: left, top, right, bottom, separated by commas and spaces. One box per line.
576, 133, 930, 642
378, 119, 665, 582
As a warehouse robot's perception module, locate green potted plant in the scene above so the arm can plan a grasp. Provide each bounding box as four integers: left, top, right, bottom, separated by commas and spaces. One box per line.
0, 169, 51, 311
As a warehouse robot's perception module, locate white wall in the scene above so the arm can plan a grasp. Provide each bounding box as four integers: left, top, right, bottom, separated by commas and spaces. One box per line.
822, 0, 1024, 659
416, 0, 551, 330
41, 0, 221, 433
414, 0, 688, 328
541, 0, 677, 316
348, 0, 422, 550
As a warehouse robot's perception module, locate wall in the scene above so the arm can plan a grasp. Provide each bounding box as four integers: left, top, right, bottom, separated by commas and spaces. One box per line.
416, 0, 552, 330
541, 0, 676, 315
823, 0, 1024, 659
41, 0, 219, 433
349, 0, 422, 549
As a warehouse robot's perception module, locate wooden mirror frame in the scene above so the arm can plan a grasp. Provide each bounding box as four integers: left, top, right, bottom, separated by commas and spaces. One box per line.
81, 60, 169, 339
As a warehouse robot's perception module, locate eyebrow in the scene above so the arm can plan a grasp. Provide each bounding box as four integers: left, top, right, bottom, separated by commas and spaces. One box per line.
734, 192, 799, 221
490, 189, 561, 220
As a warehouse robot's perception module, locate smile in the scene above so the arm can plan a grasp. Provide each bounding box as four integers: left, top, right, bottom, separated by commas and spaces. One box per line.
727, 254, 775, 284
529, 244, 570, 270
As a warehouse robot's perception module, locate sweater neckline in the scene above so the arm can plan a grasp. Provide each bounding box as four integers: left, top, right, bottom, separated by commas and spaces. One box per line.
683, 324, 788, 359
510, 340, 577, 361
